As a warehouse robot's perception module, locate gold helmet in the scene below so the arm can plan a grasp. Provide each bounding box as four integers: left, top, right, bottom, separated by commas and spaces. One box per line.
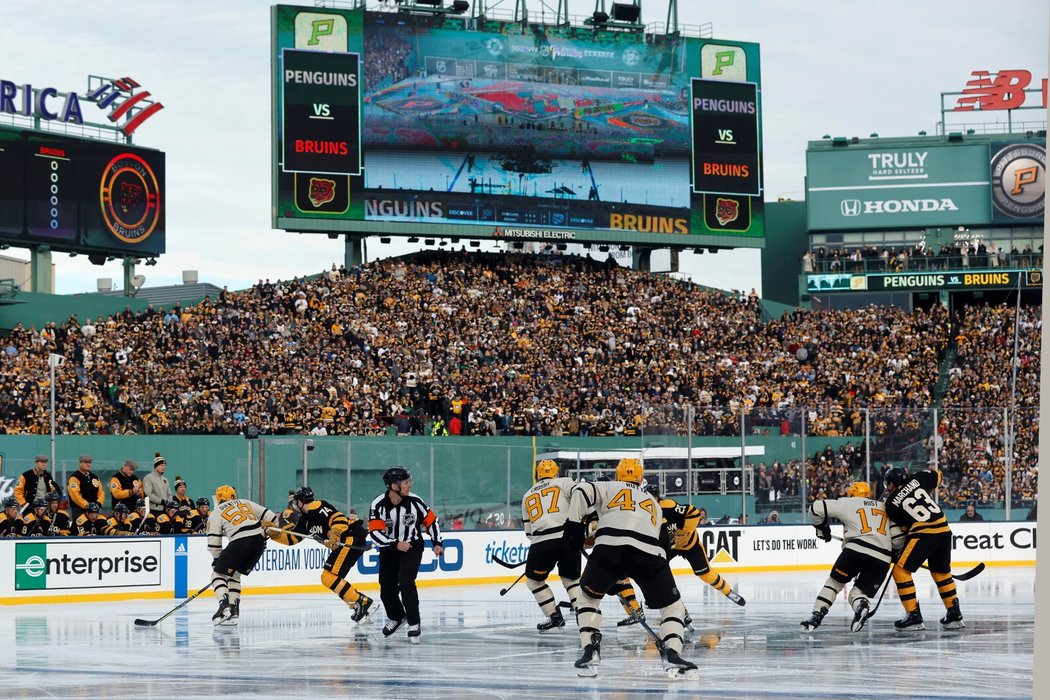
846, 481, 871, 499
534, 459, 559, 482
615, 458, 644, 484
215, 484, 237, 503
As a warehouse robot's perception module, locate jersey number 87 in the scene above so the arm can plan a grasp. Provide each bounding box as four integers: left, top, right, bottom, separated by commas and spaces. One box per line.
524, 486, 562, 522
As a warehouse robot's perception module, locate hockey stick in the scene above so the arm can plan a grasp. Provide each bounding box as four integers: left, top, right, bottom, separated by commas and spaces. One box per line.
830, 535, 985, 580
134, 497, 151, 535
500, 571, 526, 596
134, 584, 211, 627
492, 554, 527, 569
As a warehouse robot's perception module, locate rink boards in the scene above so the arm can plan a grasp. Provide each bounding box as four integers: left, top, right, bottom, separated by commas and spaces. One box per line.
0, 522, 1035, 604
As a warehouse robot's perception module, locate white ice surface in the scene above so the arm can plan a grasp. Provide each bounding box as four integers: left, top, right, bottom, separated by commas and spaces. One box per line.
0, 568, 1033, 699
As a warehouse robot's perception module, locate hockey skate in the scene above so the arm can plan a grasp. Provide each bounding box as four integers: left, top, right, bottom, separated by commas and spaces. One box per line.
800, 608, 826, 631
894, 609, 926, 631
616, 610, 643, 627
727, 589, 746, 606
662, 648, 700, 680
382, 617, 405, 637
850, 599, 870, 633
351, 595, 374, 624
940, 601, 965, 630
574, 632, 602, 678
407, 624, 421, 643
212, 595, 232, 626
219, 601, 239, 627
537, 609, 565, 632
683, 611, 694, 633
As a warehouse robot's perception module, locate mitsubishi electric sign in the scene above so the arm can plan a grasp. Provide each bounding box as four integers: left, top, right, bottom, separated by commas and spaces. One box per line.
806, 143, 992, 230
14, 540, 161, 591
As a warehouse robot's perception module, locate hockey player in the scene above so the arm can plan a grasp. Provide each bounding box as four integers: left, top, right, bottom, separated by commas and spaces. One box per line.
104, 503, 136, 535
269, 486, 375, 625
802, 481, 902, 633
158, 500, 185, 535
132, 498, 158, 534
883, 466, 964, 631
14, 498, 51, 536
521, 459, 582, 631
563, 458, 697, 679
45, 492, 73, 536
75, 502, 108, 536
185, 497, 210, 534
207, 485, 276, 626
0, 498, 19, 537
369, 466, 445, 643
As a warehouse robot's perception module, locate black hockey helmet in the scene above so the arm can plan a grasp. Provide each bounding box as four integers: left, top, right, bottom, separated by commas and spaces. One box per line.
46, 491, 62, 503
196, 497, 210, 508
3, 497, 19, 509
135, 498, 148, 509
32, 497, 48, 509
114, 503, 129, 515
293, 486, 315, 504
165, 500, 179, 511
884, 467, 909, 489
383, 466, 411, 487
86, 502, 101, 514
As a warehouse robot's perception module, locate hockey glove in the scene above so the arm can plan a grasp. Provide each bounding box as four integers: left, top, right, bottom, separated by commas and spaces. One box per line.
563, 520, 586, 552
814, 522, 832, 543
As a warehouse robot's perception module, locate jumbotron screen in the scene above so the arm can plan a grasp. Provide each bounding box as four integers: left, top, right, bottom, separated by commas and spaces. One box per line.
271, 6, 763, 245
0, 126, 165, 256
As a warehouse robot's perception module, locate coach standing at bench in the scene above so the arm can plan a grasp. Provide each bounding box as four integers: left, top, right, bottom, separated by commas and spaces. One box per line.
67, 454, 106, 523
14, 455, 59, 514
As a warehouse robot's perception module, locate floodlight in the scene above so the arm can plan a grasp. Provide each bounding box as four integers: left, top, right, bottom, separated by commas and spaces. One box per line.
610, 3, 641, 22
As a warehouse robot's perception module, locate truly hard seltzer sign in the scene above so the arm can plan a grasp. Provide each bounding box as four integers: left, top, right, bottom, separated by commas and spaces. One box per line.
14, 540, 161, 591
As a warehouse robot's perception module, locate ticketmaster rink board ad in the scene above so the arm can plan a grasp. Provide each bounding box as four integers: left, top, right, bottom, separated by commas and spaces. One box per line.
0, 523, 1034, 604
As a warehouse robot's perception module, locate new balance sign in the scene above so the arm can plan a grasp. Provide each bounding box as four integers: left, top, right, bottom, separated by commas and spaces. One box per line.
14, 540, 161, 591
840, 198, 959, 216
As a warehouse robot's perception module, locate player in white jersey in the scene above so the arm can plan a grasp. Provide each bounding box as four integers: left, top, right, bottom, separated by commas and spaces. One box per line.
207, 484, 277, 626
801, 481, 904, 633
521, 460, 582, 631
562, 458, 698, 679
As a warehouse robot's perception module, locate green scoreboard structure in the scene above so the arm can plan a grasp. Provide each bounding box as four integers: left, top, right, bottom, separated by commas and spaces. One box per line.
271, 4, 765, 248
793, 132, 1046, 310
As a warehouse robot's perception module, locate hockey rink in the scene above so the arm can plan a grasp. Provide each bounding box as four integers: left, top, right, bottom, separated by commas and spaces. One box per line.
0, 568, 1034, 699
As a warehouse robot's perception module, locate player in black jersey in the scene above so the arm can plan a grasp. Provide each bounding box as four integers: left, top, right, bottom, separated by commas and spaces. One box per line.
883, 466, 963, 631
46, 492, 73, 536
269, 486, 374, 625
0, 498, 18, 537
75, 502, 108, 536
104, 503, 136, 535
15, 498, 51, 536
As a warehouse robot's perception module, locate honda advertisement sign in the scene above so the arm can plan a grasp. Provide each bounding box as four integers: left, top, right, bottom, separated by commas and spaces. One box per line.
806, 143, 992, 230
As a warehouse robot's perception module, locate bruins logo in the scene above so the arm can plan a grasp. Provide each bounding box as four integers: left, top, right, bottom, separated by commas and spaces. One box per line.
99, 153, 162, 244
715, 197, 739, 226
308, 177, 336, 208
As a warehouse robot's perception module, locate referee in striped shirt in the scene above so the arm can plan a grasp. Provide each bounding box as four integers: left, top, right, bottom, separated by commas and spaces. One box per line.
369, 466, 444, 643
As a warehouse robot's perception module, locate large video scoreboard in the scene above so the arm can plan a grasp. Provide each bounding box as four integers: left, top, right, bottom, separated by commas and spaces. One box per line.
271, 5, 764, 246
0, 126, 165, 256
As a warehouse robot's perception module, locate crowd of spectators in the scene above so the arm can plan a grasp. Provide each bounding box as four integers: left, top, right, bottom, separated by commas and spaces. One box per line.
0, 249, 1039, 512
803, 241, 1043, 275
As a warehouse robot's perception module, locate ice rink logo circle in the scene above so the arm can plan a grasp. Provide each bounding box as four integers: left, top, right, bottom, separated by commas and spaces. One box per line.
991, 144, 1045, 219
486, 38, 504, 57
621, 47, 642, 66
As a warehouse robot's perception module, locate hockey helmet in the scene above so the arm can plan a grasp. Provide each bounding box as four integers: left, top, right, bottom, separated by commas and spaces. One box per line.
215, 484, 237, 503
615, 458, 644, 485
135, 498, 148, 510
86, 502, 101, 514
3, 497, 18, 510
32, 497, 48, 510
383, 466, 411, 487
196, 497, 211, 508
293, 486, 315, 504
534, 459, 559, 482
846, 481, 871, 499
113, 503, 129, 515
46, 491, 62, 503
165, 500, 180, 511
883, 467, 909, 490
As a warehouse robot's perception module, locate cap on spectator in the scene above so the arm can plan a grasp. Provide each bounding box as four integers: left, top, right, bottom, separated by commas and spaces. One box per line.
79, 454, 93, 463
154, 452, 166, 468
35, 454, 48, 462
123, 458, 138, 470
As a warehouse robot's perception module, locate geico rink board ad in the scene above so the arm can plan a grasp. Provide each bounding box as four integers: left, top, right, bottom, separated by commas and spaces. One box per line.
0, 523, 1035, 603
